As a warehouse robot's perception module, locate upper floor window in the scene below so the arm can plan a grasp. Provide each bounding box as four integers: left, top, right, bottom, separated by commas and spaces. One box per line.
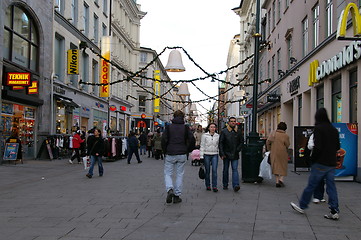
267, 10, 271, 36
302, 18, 309, 56
102, 23, 107, 36
4, 5, 39, 71
326, 0, 333, 37
312, 4, 320, 49
285, 0, 290, 9
71, 0, 78, 27
55, 0, 65, 15
277, 49, 281, 76
103, 0, 108, 15
287, 36, 292, 69
139, 95, 146, 112
272, 1, 276, 29
140, 52, 147, 63
93, 14, 99, 43
277, 0, 281, 22
83, 3, 89, 36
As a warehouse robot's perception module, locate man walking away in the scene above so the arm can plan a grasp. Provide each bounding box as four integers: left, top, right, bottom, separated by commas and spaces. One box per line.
161, 110, 195, 204
139, 131, 147, 155
219, 117, 244, 192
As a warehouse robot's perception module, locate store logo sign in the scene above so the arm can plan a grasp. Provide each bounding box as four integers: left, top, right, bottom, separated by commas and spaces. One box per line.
100, 36, 110, 98
7, 72, 31, 86
308, 41, 361, 86
27, 81, 38, 94
337, 3, 361, 40
67, 49, 79, 75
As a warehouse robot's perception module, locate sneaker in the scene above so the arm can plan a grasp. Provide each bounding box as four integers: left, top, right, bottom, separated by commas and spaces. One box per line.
223, 186, 228, 190
290, 202, 305, 214
173, 196, 182, 204
324, 212, 339, 220
206, 187, 211, 191
234, 186, 240, 192
213, 188, 218, 192
166, 189, 174, 204
138, 161, 142, 164
86, 173, 92, 178
68, 160, 73, 164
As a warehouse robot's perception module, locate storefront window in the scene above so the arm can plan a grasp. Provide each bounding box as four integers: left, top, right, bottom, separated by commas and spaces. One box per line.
332, 77, 341, 123
350, 69, 357, 123
316, 85, 324, 110
93, 109, 107, 135
4, 5, 39, 71
1, 102, 35, 159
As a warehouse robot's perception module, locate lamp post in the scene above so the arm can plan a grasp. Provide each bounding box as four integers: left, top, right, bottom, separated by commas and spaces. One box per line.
241, 0, 264, 183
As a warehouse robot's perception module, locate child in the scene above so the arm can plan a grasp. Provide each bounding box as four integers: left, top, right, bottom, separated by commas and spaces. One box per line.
190, 146, 201, 166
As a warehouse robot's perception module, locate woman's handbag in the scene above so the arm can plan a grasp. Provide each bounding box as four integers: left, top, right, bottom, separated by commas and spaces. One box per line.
198, 165, 206, 179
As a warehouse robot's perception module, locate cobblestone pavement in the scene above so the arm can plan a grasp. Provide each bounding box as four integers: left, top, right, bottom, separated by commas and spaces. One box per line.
1, 155, 360, 240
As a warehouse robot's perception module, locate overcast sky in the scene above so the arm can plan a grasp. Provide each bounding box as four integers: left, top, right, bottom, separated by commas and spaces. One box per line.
137, 0, 241, 120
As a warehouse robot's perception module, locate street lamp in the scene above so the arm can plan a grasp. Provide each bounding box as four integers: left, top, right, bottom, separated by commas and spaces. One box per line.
241, 0, 264, 183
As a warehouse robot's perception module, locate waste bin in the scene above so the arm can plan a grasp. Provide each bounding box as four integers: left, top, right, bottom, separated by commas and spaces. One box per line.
241, 135, 264, 183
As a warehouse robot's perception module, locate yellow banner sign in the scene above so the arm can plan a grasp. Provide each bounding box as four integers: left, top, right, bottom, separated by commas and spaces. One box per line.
154, 70, 160, 113
308, 60, 319, 86
337, 2, 361, 40
7, 72, 31, 86
100, 37, 111, 97
67, 49, 79, 74
28, 81, 38, 94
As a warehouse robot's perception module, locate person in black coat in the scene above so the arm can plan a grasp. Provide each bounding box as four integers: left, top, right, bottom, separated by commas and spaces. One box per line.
86, 128, 105, 178
127, 131, 142, 164
291, 108, 341, 220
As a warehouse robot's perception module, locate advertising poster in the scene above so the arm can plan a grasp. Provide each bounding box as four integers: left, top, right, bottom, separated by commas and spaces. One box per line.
332, 123, 358, 177
294, 126, 314, 171
3, 143, 19, 160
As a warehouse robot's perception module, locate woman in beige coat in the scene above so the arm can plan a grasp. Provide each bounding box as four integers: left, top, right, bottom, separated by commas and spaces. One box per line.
266, 122, 290, 187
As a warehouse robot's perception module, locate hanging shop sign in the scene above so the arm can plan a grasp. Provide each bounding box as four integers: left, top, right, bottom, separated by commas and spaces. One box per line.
7, 72, 31, 86
141, 113, 146, 119
308, 41, 361, 86
336, 2, 361, 40
153, 70, 161, 113
109, 105, 117, 111
27, 81, 38, 94
120, 106, 127, 111
95, 102, 105, 109
67, 49, 79, 74
12, 86, 24, 90
287, 76, 300, 95
267, 94, 281, 103
100, 36, 111, 97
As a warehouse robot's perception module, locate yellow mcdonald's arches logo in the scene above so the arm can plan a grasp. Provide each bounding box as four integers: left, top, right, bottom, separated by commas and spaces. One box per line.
308, 60, 319, 86
337, 2, 361, 40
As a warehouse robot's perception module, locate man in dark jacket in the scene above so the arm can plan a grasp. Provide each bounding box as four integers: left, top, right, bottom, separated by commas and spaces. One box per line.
161, 110, 195, 204
127, 131, 142, 164
291, 108, 341, 220
138, 131, 147, 155
219, 117, 243, 192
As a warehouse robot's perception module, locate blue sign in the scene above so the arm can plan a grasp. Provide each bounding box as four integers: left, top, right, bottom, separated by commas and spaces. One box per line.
332, 123, 358, 177
3, 143, 19, 160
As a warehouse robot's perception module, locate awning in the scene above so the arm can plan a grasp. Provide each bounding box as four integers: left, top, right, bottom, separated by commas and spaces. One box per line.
54, 94, 79, 108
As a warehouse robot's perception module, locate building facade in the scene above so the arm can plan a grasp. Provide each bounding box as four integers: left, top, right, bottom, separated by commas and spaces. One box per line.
1, 0, 53, 160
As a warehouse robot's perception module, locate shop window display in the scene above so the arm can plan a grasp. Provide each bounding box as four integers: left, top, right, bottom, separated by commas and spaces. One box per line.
1, 102, 35, 159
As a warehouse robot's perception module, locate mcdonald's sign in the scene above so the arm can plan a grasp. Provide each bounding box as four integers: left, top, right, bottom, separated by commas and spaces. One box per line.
337, 3, 361, 40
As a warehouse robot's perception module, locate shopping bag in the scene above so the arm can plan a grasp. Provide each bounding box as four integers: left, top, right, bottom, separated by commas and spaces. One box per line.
259, 152, 272, 179
83, 156, 90, 170
198, 165, 206, 180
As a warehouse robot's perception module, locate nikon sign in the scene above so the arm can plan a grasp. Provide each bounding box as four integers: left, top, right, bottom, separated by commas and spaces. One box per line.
308, 41, 361, 86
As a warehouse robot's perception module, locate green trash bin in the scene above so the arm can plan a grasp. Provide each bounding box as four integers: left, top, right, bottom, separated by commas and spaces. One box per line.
241, 135, 264, 183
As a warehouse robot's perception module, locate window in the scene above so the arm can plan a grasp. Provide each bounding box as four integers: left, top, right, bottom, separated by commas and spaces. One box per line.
93, 14, 99, 43
267, 60, 271, 81
92, 60, 99, 95
271, 55, 275, 82
83, 3, 89, 36
71, 0, 78, 27
267, 10, 271, 36
55, 0, 64, 14
287, 37, 292, 68
285, 0, 290, 9
277, 0, 281, 22
316, 85, 324, 110
94, 0, 99, 6
103, 0, 108, 15
140, 52, 147, 63
277, 49, 281, 75
54, 34, 65, 81
81, 51, 89, 92
298, 95, 302, 126
140, 72, 147, 86
272, 1, 276, 29
139, 95, 146, 112
4, 5, 39, 71
302, 18, 308, 56
326, 0, 333, 37
350, 69, 357, 123
312, 4, 319, 49
332, 77, 341, 123
102, 23, 107, 36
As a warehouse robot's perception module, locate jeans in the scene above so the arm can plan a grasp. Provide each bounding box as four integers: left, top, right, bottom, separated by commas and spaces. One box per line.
128, 147, 141, 163
204, 154, 218, 188
139, 145, 146, 155
299, 163, 339, 213
71, 148, 81, 162
222, 158, 240, 188
164, 154, 187, 196
313, 179, 325, 200
88, 155, 104, 176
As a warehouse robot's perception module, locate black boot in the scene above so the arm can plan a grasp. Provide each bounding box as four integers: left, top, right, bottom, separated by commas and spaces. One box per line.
173, 195, 182, 204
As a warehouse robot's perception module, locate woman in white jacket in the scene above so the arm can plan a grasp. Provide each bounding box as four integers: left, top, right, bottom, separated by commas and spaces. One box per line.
200, 123, 220, 192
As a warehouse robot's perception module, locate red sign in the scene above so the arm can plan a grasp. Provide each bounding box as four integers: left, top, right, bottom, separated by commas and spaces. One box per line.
141, 113, 146, 119
12, 86, 24, 90
27, 81, 38, 94
109, 105, 116, 111
7, 72, 31, 86
154, 122, 159, 126
120, 106, 127, 111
